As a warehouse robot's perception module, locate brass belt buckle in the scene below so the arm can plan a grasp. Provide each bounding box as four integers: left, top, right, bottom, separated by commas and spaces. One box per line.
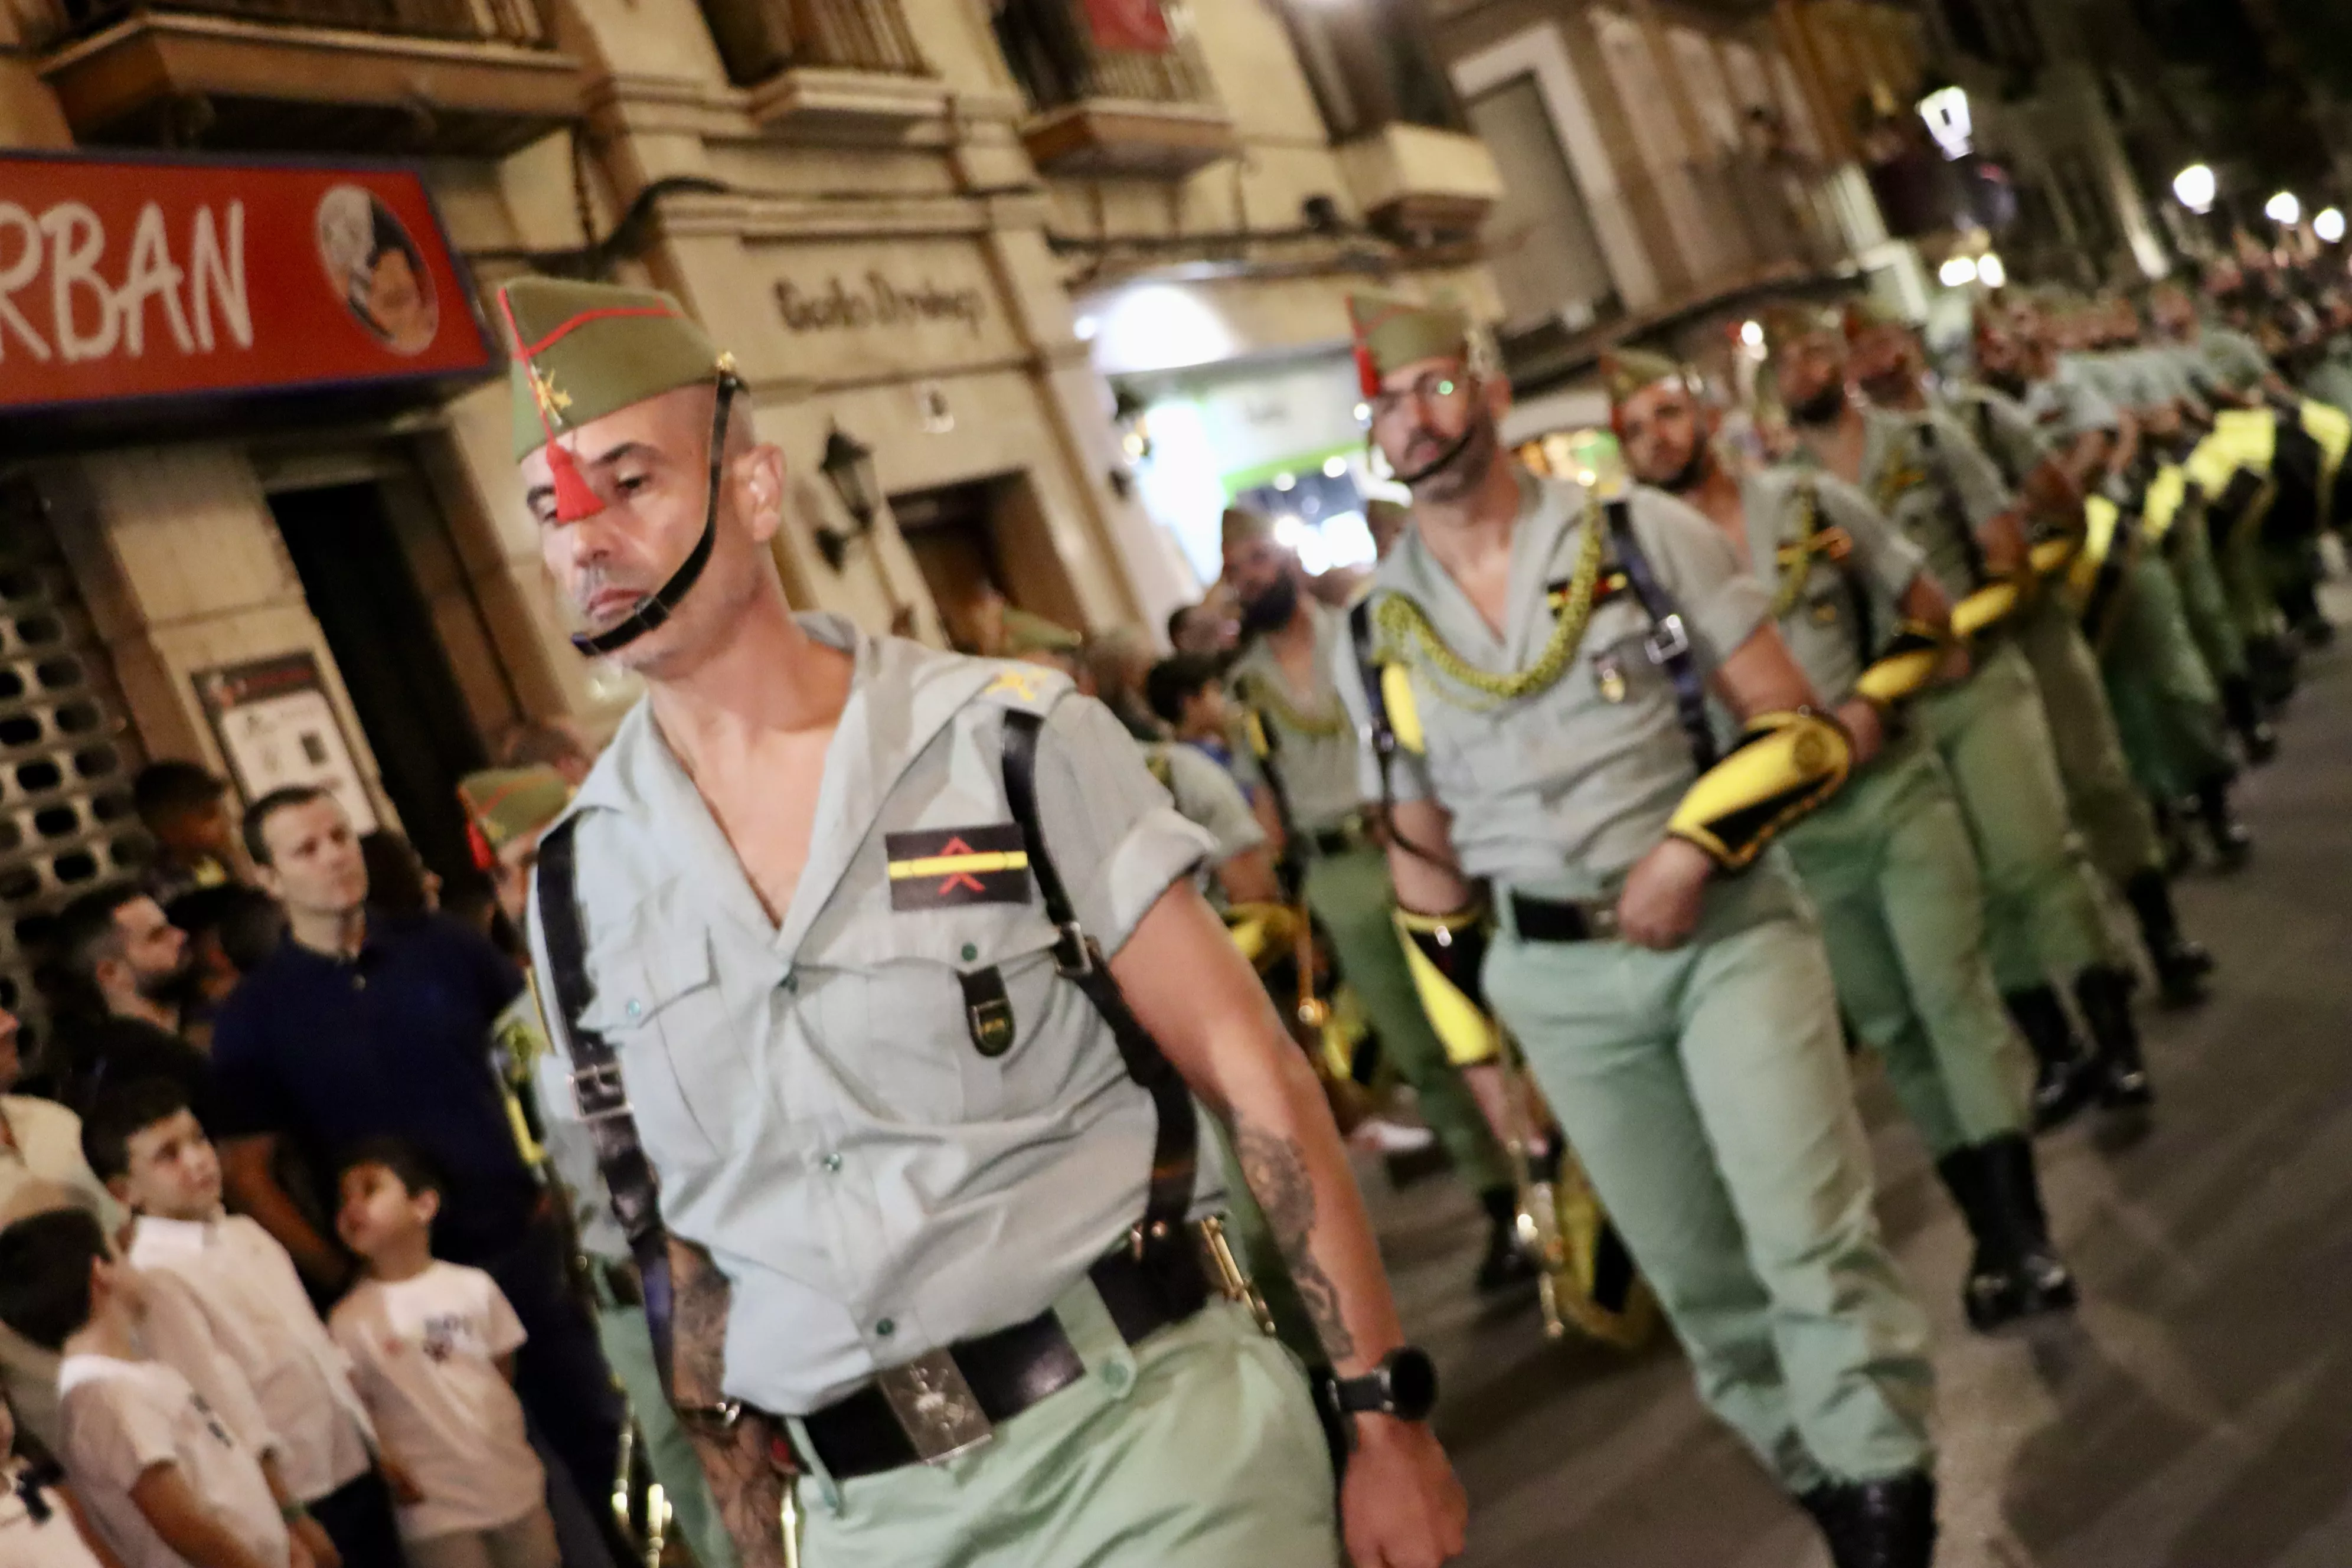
874, 1348, 994, 1464
1584, 901, 1621, 940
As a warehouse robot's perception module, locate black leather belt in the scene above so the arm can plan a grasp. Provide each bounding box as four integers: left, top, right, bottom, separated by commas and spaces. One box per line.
1510, 891, 1621, 943
1310, 826, 1358, 857
793, 1231, 1215, 1480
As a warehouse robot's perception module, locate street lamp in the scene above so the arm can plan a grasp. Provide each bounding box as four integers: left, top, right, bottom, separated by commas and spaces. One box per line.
1916, 85, 1972, 161
1977, 252, 2008, 289
1939, 254, 1980, 288
2319, 208, 2347, 244
2266, 191, 2301, 226
2174, 164, 2217, 215
815, 423, 880, 573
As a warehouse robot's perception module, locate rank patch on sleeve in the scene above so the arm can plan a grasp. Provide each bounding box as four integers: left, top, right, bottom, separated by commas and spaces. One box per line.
886, 824, 1033, 910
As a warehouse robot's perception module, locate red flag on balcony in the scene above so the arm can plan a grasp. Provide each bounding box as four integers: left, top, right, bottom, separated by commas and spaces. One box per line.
1083, 0, 1172, 53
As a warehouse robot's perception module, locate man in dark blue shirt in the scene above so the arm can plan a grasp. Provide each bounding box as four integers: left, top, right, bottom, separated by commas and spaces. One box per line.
210, 783, 622, 1533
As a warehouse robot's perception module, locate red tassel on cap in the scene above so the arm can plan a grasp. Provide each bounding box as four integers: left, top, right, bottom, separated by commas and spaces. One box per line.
1354, 340, 1381, 400
499, 286, 607, 522
466, 818, 495, 873
545, 439, 606, 523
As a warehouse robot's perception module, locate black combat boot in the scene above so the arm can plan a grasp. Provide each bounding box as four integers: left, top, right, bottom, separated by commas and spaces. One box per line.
2221, 674, 2280, 765
2076, 964, 2153, 1110
2122, 866, 2213, 1007
1799, 1471, 1939, 1568
2194, 776, 2253, 871
2248, 632, 2301, 710
1935, 1138, 2079, 1331
2007, 985, 2098, 1131
1475, 1185, 1538, 1294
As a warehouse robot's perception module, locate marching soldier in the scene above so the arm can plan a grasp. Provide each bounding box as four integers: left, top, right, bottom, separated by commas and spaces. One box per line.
501, 277, 1466, 1568
1765, 303, 2151, 1129
1220, 510, 1530, 1293
1611, 349, 2076, 1330
1337, 293, 1938, 1566
1847, 303, 2216, 1003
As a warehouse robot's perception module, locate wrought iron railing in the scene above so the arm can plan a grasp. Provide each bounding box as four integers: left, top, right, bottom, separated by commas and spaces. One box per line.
703, 0, 926, 85
994, 0, 1211, 110
45, 0, 554, 48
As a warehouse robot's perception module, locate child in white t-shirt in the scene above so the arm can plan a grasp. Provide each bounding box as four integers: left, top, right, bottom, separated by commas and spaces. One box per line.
83, 1083, 396, 1568
0, 1207, 300, 1568
326, 1142, 554, 1568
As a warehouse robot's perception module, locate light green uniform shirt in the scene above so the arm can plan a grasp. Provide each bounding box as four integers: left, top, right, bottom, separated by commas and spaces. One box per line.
527, 613, 1221, 1415
1848, 406, 2011, 605
1331, 470, 1771, 897
2197, 326, 2273, 396
1148, 740, 1266, 896
1226, 602, 1362, 835
1935, 383, 2053, 493
2020, 361, 2121, 440
1738, 469, 1926, 708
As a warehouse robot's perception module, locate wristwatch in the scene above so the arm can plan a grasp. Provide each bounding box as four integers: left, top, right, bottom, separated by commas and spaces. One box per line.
1325, 1346, 1439, 1422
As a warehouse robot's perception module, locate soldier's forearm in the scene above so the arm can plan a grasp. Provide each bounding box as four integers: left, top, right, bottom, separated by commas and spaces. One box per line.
1228, 1046, 1407, 1377
665, 1236, 791, 1568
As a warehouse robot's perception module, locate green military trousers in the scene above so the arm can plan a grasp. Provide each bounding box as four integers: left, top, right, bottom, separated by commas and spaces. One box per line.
1781, 740, 2032, 1158
2012, 590, 2164, 884
795, 1293, 1340, 1568
2163, 508, 2249, 685
1305, 842, 1513, 1193
1919, 639, 2121, 991
2101, 554, 2235, 802
594, 1298, 740, 1568
1485, 865, 1935, 1492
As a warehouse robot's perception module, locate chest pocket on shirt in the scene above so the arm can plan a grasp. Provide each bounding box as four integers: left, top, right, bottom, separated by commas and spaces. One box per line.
798, 904, 1068, 1126
576, 919, 727, 1163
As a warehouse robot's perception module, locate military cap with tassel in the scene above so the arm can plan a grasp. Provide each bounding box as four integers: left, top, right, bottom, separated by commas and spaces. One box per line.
457, 765, 574, 870
1756, 301, 1846, 360
1346, 292, 1472, 397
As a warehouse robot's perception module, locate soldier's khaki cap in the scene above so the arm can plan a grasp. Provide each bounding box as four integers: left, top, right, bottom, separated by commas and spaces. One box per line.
1348, 292, 1471, 394
1843, 296, 1912, 338
457, 765, 573, 867
1758, 302, 1845, 358
1000, 607, 1083, 659
1601, 348, 1689, 409
1221, 506, 1275, 551
499, 277, 729, 462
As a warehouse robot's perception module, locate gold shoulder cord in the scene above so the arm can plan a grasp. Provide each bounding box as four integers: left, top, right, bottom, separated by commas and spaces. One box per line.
1768, 479, 1823, 621
1234, 669, 1347, 739
1374, 498, 1607, 711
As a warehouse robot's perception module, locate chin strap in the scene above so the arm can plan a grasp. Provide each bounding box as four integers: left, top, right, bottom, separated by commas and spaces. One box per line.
570, 372, 741, 658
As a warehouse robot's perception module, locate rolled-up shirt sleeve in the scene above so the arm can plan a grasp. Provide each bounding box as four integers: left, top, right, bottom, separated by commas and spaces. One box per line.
1029, 694, 1215, 956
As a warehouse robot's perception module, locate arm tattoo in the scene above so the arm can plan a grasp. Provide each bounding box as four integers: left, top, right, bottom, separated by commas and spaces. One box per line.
1234, 1120, 1357, 1364
663, 1236, 790, 1568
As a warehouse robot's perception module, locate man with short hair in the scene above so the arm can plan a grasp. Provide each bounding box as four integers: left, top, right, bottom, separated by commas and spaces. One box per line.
505, 275, 1463, 1568
132, 762, 241, 907
208, 785, 625, 1540
44, 887, 211, 1119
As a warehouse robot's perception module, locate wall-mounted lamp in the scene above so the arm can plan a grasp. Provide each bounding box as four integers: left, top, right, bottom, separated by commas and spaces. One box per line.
815, 423, 880, 573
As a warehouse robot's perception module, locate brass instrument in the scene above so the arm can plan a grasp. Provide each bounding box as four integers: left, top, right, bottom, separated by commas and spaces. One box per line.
1494, 1026, 1656, 1350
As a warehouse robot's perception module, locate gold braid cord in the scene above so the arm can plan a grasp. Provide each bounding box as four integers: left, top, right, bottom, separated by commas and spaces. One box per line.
1234, 670, 1347, 739
1374, 499, 1607, 711
1768, 479, 1825, 620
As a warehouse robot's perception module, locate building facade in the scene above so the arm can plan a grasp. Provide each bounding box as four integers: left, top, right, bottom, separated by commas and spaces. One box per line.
0, 0, 1504, 1015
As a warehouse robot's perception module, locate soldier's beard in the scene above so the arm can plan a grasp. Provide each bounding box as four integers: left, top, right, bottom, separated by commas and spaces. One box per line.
1788, 382, 1848, 428
1399, 413, 1498, 501
1656, 441, 1711, 495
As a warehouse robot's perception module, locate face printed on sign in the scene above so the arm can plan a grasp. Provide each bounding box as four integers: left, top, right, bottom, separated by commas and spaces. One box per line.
315, 184, 439, 356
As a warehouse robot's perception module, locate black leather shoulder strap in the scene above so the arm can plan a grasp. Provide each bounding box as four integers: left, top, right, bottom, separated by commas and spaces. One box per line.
999, 710, 1198, 1246
1606, 498, 1718, 770
533, 820, 677, 1378
1916, 417, 1990, 586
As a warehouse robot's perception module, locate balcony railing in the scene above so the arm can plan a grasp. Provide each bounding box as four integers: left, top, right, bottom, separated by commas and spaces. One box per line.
994, 0, 1211, 110
44, 0, 553, 49
703, 0, 926, 87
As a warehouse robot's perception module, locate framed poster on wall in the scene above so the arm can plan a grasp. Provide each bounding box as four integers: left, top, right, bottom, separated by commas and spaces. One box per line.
194, 653, 380, 835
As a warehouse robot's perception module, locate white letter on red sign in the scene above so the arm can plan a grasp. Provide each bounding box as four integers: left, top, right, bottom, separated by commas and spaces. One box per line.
190, 203, 251, 353
0, 204, 50, 364
119, 202, 194, 358
38, 202, 118, 364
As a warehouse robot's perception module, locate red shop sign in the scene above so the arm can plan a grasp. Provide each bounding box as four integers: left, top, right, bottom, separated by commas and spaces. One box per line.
0, 151, 495, 414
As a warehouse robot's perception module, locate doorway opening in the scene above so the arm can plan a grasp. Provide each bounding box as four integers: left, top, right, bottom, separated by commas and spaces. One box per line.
893, 473, 1087, 652
269, 482, 488, 883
